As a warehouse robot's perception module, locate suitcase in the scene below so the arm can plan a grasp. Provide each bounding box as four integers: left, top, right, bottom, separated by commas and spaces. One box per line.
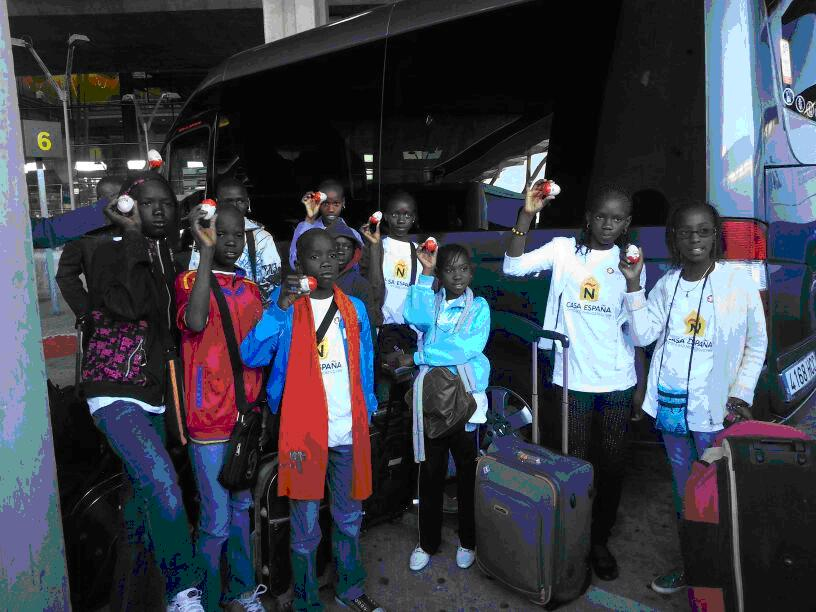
252, 453, 335, 607
475, 329, 593, 607
682, 421, 816, 612
364, 395, 415, 527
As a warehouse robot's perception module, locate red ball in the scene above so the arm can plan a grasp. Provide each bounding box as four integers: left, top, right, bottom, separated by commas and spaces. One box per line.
307, 276, 318, 291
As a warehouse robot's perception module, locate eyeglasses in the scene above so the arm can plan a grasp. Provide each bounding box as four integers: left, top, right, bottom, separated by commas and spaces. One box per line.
675, 227, 716, 239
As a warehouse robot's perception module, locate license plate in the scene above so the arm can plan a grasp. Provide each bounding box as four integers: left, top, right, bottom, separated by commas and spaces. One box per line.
782, 351, 816, 400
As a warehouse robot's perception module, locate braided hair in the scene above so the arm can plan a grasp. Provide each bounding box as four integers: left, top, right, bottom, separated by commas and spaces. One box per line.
575, 185, 633, 255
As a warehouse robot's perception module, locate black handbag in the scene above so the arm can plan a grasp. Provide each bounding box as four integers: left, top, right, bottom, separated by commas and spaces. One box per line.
406, 366, 477, 440
210, 273, 265, 491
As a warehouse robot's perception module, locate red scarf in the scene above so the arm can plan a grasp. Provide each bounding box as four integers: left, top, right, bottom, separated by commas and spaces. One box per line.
277, 286, 372, 500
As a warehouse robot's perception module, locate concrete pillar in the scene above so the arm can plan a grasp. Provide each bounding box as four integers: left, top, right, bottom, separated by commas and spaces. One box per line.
0, 1, 71, 609
262, 0, 328, 43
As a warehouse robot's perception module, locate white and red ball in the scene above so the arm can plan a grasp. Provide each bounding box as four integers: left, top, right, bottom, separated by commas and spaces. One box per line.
538, 180, 561, 197
200, 198, 217, 220
310, 191, 328, 204
116, 194, 135, 214
147, 149, 163, 169
625, 244, 641, 265
422, 237, 438, 253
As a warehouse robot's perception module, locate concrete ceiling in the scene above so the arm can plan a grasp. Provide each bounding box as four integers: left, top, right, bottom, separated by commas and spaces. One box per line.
9, 0, 389, 78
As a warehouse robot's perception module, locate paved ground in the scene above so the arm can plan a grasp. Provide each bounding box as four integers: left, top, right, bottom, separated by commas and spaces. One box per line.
39, 294, 815, 611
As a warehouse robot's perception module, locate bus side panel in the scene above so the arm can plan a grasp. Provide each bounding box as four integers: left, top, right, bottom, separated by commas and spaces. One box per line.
765, 165, 816, 418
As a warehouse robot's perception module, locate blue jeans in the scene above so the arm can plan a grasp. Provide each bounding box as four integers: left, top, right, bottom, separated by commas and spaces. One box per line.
92, 400, 201, 600
189, 442, 254, 611
289, 445, 366, 610
662, 428, 721, 518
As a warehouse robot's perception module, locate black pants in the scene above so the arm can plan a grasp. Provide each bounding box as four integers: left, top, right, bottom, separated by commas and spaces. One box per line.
555, 385, 634, 546
418, 428, 477, 554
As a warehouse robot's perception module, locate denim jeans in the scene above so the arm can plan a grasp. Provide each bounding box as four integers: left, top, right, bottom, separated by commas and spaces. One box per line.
662, 428, 721, 518
289, 445, 366, 610
92, 400, 201, 601
189, 441, 254, 611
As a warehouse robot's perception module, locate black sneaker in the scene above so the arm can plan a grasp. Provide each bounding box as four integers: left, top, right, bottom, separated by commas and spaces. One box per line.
334, 594, 385, 612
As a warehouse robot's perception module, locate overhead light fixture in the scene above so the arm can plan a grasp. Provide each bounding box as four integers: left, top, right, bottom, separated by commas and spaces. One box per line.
24, 162, 42, 173
75, 161, 107, 172
127, 159, 146, 170
364, 154, 374, 163
186, 161, 204, 168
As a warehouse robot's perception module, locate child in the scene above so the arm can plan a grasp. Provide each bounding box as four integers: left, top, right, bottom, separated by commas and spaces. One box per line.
360, 191, 420, 399
392, 243, 490, 572
189, 178, 282, 307
619, 201, 766, 595
288, 179, 362, 269
502, 181, 645, 581
241, 229, 384, 612
327, 222, 382, 342
81, 173, 203, 611
176, 204, 268, 612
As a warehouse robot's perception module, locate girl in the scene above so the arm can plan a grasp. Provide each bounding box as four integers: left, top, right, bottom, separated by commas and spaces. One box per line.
360, 191, 421, 398
619, 201, 766, 594
391, 243, 491, 572
502, 181, 644, 581
176, 205, 267, 612
82, 173, 204, 611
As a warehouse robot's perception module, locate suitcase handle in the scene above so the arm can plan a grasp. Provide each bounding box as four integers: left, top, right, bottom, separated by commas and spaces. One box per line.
489, 313, 571, 454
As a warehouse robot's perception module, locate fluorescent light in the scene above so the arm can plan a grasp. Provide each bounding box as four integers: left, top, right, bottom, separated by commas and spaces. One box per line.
127, 159, 146, 170
75, 161, 107, 172
363, 154, 374, 163
24, 162, 41, 173
186, 161, 204, 168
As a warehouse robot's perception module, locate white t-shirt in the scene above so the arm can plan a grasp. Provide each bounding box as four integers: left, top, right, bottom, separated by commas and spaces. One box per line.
656, 279, 717, 430
551, 245, 645, 392
382, 237, 416, 325
311, 296, 353, 447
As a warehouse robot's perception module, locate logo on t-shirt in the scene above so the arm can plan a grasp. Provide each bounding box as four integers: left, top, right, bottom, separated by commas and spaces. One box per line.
394, 259, 408, 280
317, 337, 329, 360
684, 311, 707, 336
579, 277, 600, 302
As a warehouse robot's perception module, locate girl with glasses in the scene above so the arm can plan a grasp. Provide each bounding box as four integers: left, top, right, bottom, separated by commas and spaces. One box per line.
619, 201, 767, 595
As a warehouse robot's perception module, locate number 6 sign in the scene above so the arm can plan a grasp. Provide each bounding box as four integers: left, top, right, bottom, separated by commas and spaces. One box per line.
22, 120, 64, 158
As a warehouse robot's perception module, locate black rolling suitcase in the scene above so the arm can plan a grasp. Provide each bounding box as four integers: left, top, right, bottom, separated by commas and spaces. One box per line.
252, 453, 335, 608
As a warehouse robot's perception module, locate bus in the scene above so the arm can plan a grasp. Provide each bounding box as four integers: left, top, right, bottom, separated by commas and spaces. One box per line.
163, 0, 816, 424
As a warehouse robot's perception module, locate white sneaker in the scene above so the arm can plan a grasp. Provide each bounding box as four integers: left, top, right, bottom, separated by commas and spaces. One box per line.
225, 584, 268, 612
167, 587, 204, 612
409, 545, 431, 571
456, 546, 476, 569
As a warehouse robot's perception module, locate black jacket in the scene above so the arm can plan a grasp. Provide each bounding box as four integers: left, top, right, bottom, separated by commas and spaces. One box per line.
81, 232, 189, 405
56, 228, 118, 319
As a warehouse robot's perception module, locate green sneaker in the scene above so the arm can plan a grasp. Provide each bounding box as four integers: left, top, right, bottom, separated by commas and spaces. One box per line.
650, 568, 686, 594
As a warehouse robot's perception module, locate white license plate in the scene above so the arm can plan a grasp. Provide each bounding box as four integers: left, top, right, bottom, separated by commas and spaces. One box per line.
782, 351, 816, 399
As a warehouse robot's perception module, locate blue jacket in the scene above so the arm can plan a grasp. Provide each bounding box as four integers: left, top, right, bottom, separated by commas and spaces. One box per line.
240, 287, 378, 418
403, 275, 491, 394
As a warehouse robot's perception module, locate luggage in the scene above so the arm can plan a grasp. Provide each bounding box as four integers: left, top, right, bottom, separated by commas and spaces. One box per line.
682, 421, 816, 612
475, 329, 593, 607
252, 453, 335, 606
364, 396, 415, 527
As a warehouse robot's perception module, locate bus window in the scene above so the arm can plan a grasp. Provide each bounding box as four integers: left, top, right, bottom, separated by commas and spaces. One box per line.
214, 40, 385, 240
168, 127, 210, 201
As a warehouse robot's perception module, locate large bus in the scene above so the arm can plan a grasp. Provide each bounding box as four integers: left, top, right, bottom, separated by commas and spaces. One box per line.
164, 0, 816, 423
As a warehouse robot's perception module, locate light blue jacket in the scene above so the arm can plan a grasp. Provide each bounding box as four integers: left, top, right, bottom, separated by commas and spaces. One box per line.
240, 288, 378, 418
403, 275, 491, 394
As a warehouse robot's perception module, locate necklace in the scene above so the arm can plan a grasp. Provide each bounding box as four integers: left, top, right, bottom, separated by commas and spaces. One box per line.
679, 262, 714, 297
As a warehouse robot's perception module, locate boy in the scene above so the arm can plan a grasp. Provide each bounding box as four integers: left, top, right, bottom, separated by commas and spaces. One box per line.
241, 229, 384, 612
327, 222, 382, 342
176, 204, 268, 611
288, 179, 362, 269
189, 178, 282, 307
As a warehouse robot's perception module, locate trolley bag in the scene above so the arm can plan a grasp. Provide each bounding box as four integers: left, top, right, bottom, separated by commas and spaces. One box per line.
682, 421, 816, 612
475, 329, 593, 607
364, 391, 415, 527
252, 453, 335, 607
